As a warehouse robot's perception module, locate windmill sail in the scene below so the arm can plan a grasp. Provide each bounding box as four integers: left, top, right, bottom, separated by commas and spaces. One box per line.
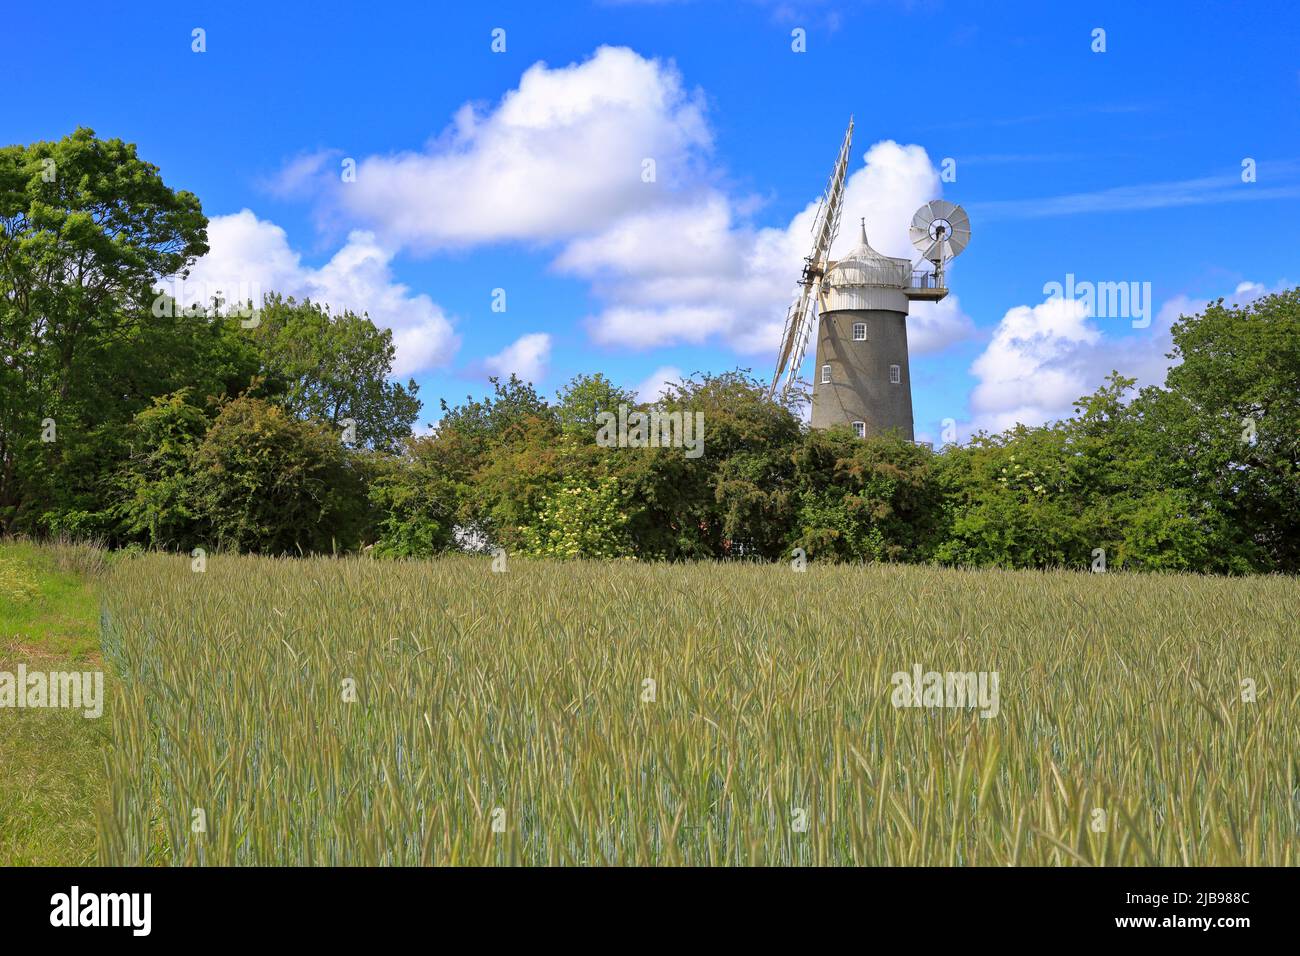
768, 117, 854, 400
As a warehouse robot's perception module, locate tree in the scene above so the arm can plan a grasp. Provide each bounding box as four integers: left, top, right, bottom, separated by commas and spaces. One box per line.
0, 128, 208, 531
933, 424, 1092, 569
367, 438, 465, 558
467, 414, 596, 552
555, 372, 636, 434
1159, 291, 1300, 570
249, 294, 420, 452
427, 375, 564, 548
437, 374, 555, 448
1061, 373, 1256, 572
609, 370, 802, 559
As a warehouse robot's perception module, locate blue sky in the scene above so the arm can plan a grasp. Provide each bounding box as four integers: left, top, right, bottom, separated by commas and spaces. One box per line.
7, 0, 1298, 439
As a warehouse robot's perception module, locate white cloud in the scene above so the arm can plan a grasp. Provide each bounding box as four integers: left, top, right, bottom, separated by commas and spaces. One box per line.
967, 296, 1101, 434
970, 164, 1300, 221
262, 149, 339, 199
634, 365, 684, 402
562, 138, 976, 359
907, 292, 978, 354
171, 209, 458, 377
827, 141, 942, 262
964, 280, 1280, 435
261, 47, 975, 380
484, 332, 552, 383
326, 46, 711, 251
554, 193, 736, 282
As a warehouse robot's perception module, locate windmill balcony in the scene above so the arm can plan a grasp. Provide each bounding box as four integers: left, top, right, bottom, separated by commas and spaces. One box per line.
905, 270, 949, 302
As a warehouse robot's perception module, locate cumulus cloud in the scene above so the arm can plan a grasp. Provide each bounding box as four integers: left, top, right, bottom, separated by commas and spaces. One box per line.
561, 138, 976, 358
964, 280, 1279, 435
907, 292, 978, 354
484, 332, 552, 383
171, 210, 459, 377
967, 296, 1102, 434
325, 46, 711, 250
634, 365, 684, 402
262, 47, 974, 376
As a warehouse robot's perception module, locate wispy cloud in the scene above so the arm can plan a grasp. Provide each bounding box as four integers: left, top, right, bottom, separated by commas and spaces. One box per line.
960, 152, 1097, 166
922, 101, 1157, 132
970, 162, 1300, 221
259, 149, 340, 199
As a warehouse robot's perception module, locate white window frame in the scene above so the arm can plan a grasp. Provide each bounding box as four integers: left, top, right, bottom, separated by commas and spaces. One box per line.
852, 322, 866, 341
889, 364, 901, 384
852, 421, 866, 438
821, 364, 831, 384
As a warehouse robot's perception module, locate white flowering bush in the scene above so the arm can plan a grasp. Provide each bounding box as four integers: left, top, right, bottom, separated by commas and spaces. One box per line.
997, 456, 1048, 497
520, 476, 632, 559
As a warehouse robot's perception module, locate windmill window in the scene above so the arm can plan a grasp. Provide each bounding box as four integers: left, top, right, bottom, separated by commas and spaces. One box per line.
852, 421, 866, 438
852, 322, 866, 341
821, 364, 831, 384
889, 364, 901, 384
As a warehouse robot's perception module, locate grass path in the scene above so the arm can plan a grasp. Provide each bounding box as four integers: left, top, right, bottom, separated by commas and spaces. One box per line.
0, 540, 109, 865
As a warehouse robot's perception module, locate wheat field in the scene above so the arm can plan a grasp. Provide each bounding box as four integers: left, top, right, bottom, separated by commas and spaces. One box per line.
97, 553, 1299, 865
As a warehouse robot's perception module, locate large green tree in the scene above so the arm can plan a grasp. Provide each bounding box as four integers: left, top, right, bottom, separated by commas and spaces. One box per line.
249, 294, 420, 452
0, 127, 209, 531
1157, 291, 1300, 570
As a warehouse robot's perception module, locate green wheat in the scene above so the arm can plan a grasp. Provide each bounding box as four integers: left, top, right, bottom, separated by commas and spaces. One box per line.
98, 554, 1300, 866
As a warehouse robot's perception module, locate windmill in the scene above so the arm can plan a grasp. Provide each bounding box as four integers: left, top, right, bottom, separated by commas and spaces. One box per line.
767, 117, 854, 400
767, 121, 972, 440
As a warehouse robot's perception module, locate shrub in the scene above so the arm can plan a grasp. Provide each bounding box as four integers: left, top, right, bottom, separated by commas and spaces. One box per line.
368, 448, 461, 558
792, 428, 943, 563
114, 390, 210, 550
520, 476, 632, 559
188, 396, 365, 554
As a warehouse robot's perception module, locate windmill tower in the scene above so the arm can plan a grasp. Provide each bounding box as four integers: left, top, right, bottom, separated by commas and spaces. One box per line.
769, 121, 971, 440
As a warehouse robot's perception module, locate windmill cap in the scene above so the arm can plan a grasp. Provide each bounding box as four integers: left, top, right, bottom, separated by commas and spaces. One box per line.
826, 217, 912, 289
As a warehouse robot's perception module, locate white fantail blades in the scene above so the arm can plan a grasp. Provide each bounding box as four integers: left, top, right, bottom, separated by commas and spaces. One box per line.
909, 200, 971, 262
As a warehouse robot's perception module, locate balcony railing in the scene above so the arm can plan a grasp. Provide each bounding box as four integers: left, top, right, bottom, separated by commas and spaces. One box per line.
909, 270, 946, 291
